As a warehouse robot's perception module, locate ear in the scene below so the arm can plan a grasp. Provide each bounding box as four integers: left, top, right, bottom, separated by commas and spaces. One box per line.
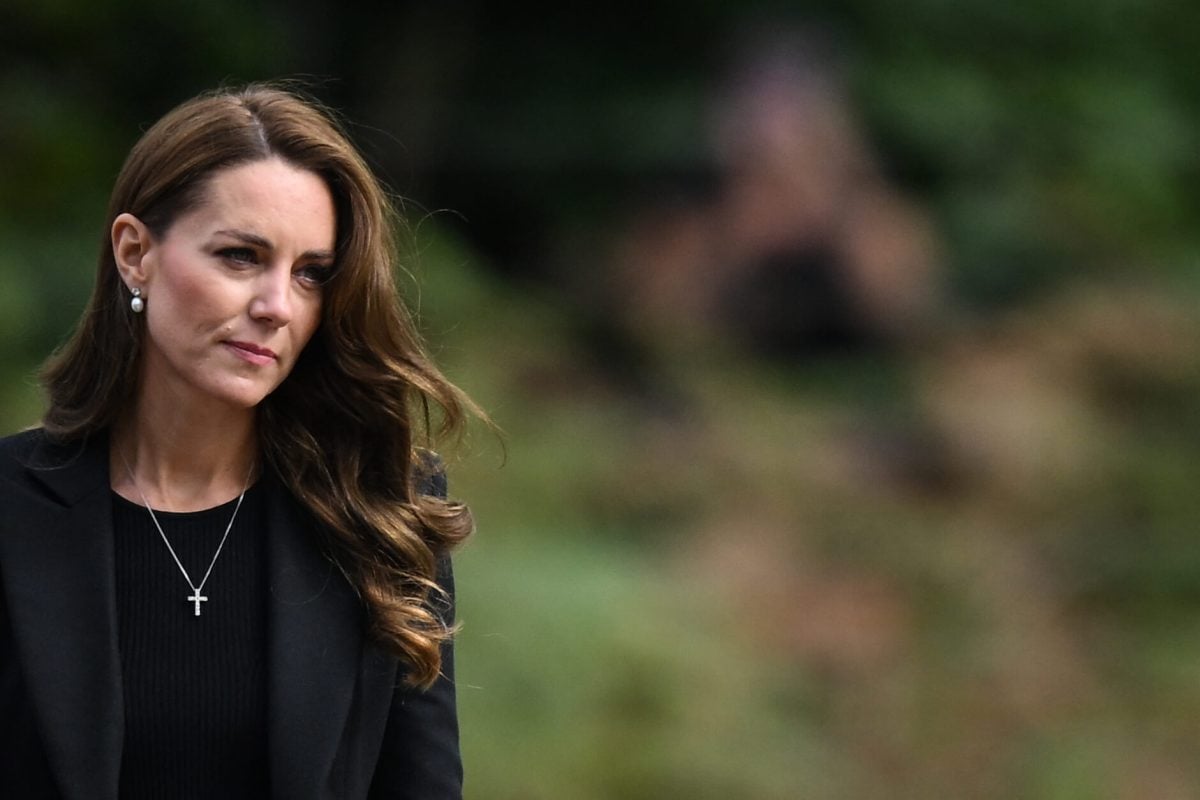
111, 212, 156, 288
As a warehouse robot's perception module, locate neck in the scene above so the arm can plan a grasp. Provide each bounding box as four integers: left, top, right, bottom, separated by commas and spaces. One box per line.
110, 392, 259, 512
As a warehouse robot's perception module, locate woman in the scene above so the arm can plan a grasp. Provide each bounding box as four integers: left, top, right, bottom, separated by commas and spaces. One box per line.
0, 84, 480, 799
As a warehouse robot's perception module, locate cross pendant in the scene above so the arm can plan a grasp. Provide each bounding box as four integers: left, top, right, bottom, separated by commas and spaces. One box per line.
188, 592, 208, 616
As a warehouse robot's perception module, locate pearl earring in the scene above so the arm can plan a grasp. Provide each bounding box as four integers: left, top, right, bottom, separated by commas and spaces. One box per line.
130, 287, 144, 313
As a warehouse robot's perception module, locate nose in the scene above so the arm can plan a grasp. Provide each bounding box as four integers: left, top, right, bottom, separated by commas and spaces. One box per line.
249, 267, 293, 327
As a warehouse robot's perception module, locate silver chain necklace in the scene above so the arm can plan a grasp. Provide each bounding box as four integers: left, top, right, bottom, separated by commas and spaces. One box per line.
122, 456, 252, 617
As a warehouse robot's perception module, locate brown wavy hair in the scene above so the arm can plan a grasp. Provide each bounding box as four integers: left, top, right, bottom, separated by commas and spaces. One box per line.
40, 83, 480, 688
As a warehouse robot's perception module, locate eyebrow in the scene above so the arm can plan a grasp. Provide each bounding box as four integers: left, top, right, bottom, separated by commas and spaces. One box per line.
214, 229, 335, 262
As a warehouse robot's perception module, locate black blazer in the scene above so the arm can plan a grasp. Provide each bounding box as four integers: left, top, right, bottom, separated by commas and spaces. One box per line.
0, 429, 462, 799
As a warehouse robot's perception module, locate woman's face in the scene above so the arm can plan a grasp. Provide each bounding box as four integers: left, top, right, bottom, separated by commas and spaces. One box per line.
122, 157, 336, 411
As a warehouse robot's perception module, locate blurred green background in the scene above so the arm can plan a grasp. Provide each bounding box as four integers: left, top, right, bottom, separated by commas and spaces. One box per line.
6, 2, 1200, 797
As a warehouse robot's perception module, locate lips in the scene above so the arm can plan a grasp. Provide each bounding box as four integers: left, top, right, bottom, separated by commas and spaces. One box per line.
224, 340, 278, 365
227, 340, 277, 358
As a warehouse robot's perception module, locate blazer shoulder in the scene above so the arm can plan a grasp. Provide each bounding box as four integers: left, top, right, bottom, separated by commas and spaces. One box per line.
0, 428, 108, 506
0, 428, 50, 478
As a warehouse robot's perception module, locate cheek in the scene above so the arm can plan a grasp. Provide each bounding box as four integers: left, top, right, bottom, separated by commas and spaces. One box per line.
293, 298, 323, 347
154, 262, 237, 328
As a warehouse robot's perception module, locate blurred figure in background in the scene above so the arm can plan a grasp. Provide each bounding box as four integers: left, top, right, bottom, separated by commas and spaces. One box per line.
613, 28, 941, 359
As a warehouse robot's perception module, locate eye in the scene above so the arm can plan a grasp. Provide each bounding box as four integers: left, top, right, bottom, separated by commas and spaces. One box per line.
217, 247, 258, 265
295, 263, 334, 287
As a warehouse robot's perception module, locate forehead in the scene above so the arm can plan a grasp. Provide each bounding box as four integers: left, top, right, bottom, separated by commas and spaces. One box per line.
175, 158, 336, 248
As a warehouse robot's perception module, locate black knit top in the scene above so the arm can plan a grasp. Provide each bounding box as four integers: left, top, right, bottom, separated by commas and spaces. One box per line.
111, 484, 269, 799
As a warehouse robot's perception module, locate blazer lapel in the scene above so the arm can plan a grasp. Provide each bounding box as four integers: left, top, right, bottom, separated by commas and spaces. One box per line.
0, 433, 123, 800
263, 472, 367, 799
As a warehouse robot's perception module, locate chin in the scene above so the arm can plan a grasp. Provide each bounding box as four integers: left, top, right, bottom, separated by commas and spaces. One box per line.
204, 380, 279, 410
